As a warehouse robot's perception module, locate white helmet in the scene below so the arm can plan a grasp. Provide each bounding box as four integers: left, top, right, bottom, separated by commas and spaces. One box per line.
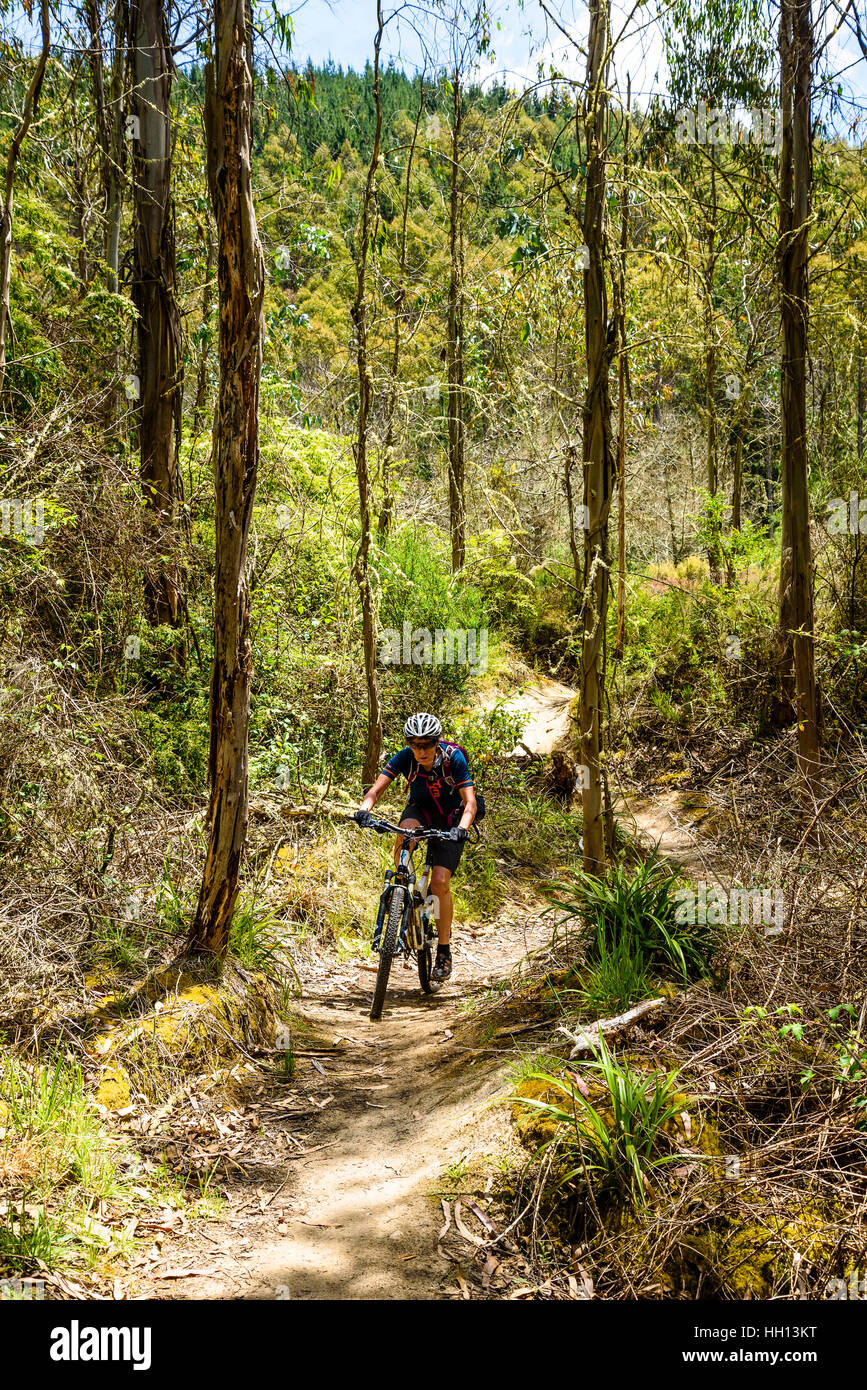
404, 712, 442, 740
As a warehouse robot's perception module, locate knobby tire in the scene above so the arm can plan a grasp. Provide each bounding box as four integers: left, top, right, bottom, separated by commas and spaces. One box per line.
370, 886, 405, 1020
418, 941, 432, 993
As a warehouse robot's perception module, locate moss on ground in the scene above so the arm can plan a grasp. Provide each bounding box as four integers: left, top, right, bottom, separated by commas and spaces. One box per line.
85, 955, 278, 1101
507, 1054, 840, 1299
657, 1198, 837, 1298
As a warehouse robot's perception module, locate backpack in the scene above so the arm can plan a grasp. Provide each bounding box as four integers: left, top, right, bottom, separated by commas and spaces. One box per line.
440, 740, 470, 790
408, 740, 486, 822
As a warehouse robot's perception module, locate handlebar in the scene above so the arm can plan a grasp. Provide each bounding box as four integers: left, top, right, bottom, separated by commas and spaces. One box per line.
360, 816, 456, 839
351, 813, 480, 843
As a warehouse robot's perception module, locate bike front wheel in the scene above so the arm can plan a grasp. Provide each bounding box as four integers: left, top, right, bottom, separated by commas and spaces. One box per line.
370, 886, 405, 1021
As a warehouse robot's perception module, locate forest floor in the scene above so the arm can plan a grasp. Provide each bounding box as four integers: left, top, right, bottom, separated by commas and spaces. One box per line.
132, 688, 722, 1302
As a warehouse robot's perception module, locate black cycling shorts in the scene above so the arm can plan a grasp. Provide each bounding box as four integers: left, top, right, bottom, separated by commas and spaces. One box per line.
398, 806, 466, 875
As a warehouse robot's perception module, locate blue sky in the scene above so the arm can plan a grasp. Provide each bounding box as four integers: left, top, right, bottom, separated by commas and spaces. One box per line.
9, 0, 866, 123
283, 0, 866, 121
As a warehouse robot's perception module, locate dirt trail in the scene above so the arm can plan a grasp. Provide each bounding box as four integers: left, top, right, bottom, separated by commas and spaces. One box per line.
178, 912, 550, 1301
170, 686, 718, 1302
173, 686, 576, 1301
481, 675, 575, 756
620, 789, 728, 882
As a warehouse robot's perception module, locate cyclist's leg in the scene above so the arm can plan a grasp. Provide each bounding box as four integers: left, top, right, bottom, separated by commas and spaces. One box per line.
429, 865, 453, 946
424, 833, 466, 939
396, 809, 423, 867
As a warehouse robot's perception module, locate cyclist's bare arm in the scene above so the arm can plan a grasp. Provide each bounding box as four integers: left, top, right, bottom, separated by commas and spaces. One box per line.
359, 773, 392, 814
457, 785, 477, 831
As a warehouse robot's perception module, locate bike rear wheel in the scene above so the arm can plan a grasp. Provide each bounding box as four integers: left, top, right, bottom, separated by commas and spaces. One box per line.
417, 942, 432, 992
370, 887, 405, 1020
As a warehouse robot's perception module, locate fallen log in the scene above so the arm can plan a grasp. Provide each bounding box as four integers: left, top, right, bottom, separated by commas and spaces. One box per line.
556, 997, 667, 1057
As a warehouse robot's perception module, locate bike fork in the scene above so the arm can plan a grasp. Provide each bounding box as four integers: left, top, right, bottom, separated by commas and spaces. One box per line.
415, 865, 437, 939
372, 873, 393, 951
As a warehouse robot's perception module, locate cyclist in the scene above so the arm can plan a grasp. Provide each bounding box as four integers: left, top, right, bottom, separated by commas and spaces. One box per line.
354, 712, 477, 984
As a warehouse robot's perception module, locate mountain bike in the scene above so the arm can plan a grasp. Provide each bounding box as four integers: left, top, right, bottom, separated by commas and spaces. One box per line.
356, 817, 459, 1021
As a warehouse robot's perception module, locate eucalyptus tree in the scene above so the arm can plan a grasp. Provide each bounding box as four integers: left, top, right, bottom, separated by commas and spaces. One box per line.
84, 0, 127, 295
131, 0, 183, 627
0, 0, 51, 393
614, 79, 630, 660
378, 73, 425, 541
777, 0, 820, 783
190, 0, 265, 954
438, 0, 490, 571
350, 0, 386, 788
578, 0, 616, 874
660, 0, 776, 581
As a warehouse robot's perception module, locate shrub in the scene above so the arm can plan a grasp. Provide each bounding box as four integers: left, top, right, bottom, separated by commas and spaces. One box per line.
545, 850, 718, 982
513, 1036, 685, 1207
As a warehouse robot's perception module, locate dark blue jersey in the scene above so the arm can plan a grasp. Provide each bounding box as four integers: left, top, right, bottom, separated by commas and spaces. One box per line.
381, 742, 473, 826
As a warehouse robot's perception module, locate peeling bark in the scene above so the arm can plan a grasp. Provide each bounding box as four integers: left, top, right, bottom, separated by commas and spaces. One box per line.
131, 0, 183, 627
579, 0, 615, 875
189, 0, 264, 955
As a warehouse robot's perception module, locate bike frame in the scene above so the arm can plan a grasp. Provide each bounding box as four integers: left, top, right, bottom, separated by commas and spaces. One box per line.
373, 827, 438, 955
358, 814, 480, 1017
371, 817, 465, 942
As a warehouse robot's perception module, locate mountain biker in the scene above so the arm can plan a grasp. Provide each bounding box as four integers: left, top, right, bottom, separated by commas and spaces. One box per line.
354, 712, 477, 984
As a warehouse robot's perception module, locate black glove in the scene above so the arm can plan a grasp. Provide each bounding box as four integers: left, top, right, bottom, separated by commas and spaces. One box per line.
449, 826, 468, 842
354, 808, 373, 827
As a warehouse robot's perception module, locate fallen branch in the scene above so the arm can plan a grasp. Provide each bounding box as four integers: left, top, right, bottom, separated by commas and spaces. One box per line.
556, 997, 667, 1057
454, 1200, 485, 1247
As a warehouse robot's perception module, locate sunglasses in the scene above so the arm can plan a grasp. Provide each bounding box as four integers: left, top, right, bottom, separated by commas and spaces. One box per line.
408, 739, 437, 751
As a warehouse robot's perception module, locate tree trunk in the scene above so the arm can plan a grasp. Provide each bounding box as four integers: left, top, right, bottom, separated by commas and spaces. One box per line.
70, 81, 92, 290
446, 70, 466, 572
192, 214, 215, 436
564, 441, 583, 592
765, 430, 775, 538
189, 0, 265, 955
86, 0, 127, 295
579, 0, 615, 877
107, 0, 127, 295
614, 81, 630, 662
131, 0, 183, 628
857, 333, 864, 461
730, 343, 755, 535
703, 161, 722, 582
351, 1, 385, 788
731, 425, 744, 532
378, 77, 424, 542
0, 0, 50, 393
777, 0, 820, 785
